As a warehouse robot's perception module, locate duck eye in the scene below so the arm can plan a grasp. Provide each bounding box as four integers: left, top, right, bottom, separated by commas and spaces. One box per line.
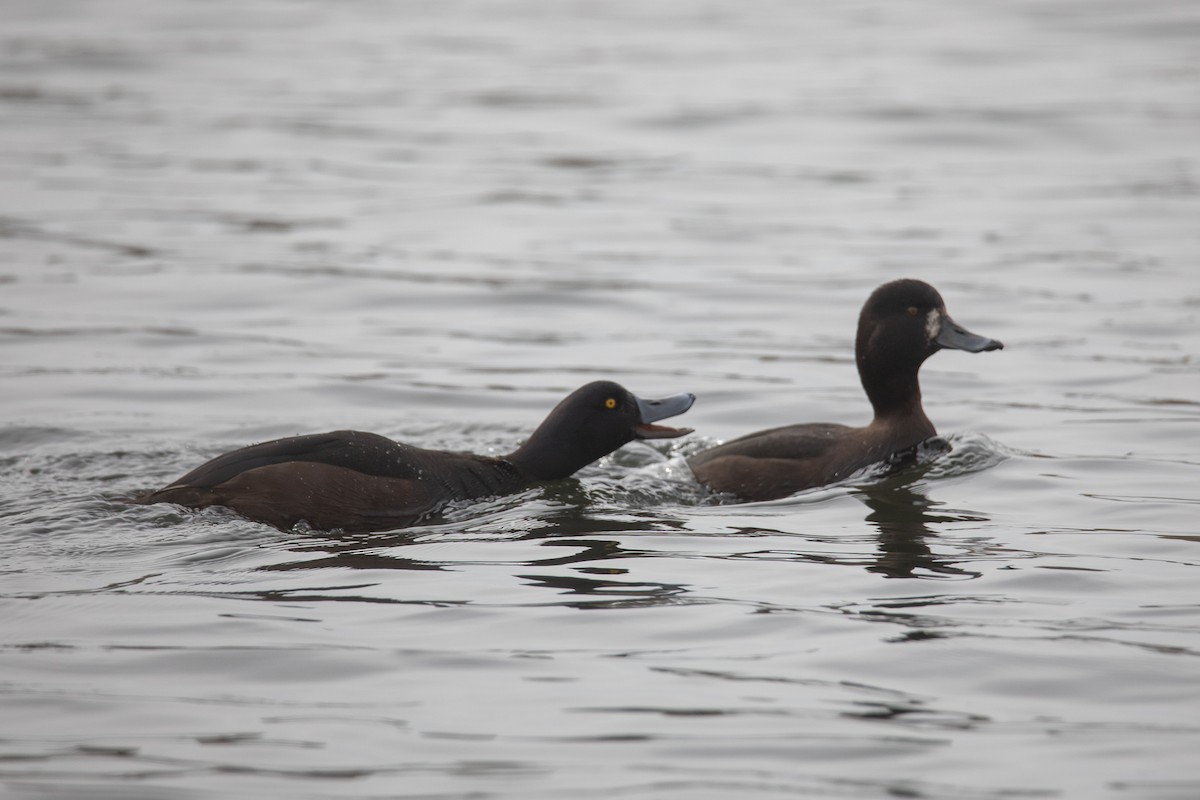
604, 397, 617, 409
906, 306, 920, 316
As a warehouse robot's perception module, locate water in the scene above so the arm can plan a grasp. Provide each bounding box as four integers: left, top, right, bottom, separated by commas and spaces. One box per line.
2, 0, 1199, 798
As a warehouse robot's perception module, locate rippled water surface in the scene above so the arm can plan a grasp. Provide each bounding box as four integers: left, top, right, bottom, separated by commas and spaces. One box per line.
2, 1, 1199, 798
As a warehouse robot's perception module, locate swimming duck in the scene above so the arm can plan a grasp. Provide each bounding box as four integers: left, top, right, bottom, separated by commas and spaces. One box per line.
687, 279, 1002, 501
139, 380, 695, 532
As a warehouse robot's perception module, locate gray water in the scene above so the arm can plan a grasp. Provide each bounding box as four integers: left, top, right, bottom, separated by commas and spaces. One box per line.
2, 1, 1199, 798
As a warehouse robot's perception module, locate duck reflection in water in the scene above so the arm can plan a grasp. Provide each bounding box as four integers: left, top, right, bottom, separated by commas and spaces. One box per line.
855, 450, 988, 580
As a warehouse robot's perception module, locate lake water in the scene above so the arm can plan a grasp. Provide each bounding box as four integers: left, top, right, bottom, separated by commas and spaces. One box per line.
2, 1, 1199, 798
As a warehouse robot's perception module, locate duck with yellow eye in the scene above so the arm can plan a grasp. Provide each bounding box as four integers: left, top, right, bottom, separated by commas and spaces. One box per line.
137, 380, 695, 533
688, 278, 1003, 501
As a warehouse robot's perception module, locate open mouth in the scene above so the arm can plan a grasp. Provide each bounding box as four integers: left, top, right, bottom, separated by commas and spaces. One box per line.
633, 392, 696, 439
634, 422, 694, 440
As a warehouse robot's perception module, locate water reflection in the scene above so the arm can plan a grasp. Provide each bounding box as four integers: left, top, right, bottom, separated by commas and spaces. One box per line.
258, 549, 448, 573
253, 454, 997, 596
141, 435, 1010, 611
513, 570, 692, 610
854, 477, 988, 581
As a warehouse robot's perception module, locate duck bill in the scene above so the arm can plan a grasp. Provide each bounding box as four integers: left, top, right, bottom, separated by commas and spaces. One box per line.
936, 313, 1004, 353
633, 392, 696, 439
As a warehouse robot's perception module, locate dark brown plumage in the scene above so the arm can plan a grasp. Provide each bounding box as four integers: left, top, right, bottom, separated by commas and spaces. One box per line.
138, 381, 694, 532
688, 279, 1002, 501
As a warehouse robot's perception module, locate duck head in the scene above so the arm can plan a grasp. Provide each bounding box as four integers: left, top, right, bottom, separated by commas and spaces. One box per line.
508, 380, 695, 481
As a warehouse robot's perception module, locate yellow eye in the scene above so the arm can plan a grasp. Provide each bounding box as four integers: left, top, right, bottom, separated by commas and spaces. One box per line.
604, 397, 617, 409
907, 306, 920, 316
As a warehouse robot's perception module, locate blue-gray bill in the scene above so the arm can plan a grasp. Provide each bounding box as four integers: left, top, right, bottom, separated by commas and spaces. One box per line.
936, 314, 1004, 353
634, 392, 696, 439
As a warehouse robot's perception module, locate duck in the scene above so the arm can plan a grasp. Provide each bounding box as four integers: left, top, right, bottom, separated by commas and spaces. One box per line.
138, 380, 695, 532
687, 279, 1002, 501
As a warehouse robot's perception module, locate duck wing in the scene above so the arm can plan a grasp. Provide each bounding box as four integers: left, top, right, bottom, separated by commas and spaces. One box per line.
689, 423, 852, 466
154, 430, 427, 492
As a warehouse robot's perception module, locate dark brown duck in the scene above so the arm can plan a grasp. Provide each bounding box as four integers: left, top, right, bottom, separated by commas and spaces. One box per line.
688, 279, 1002, 501
138, 380, 694, 532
